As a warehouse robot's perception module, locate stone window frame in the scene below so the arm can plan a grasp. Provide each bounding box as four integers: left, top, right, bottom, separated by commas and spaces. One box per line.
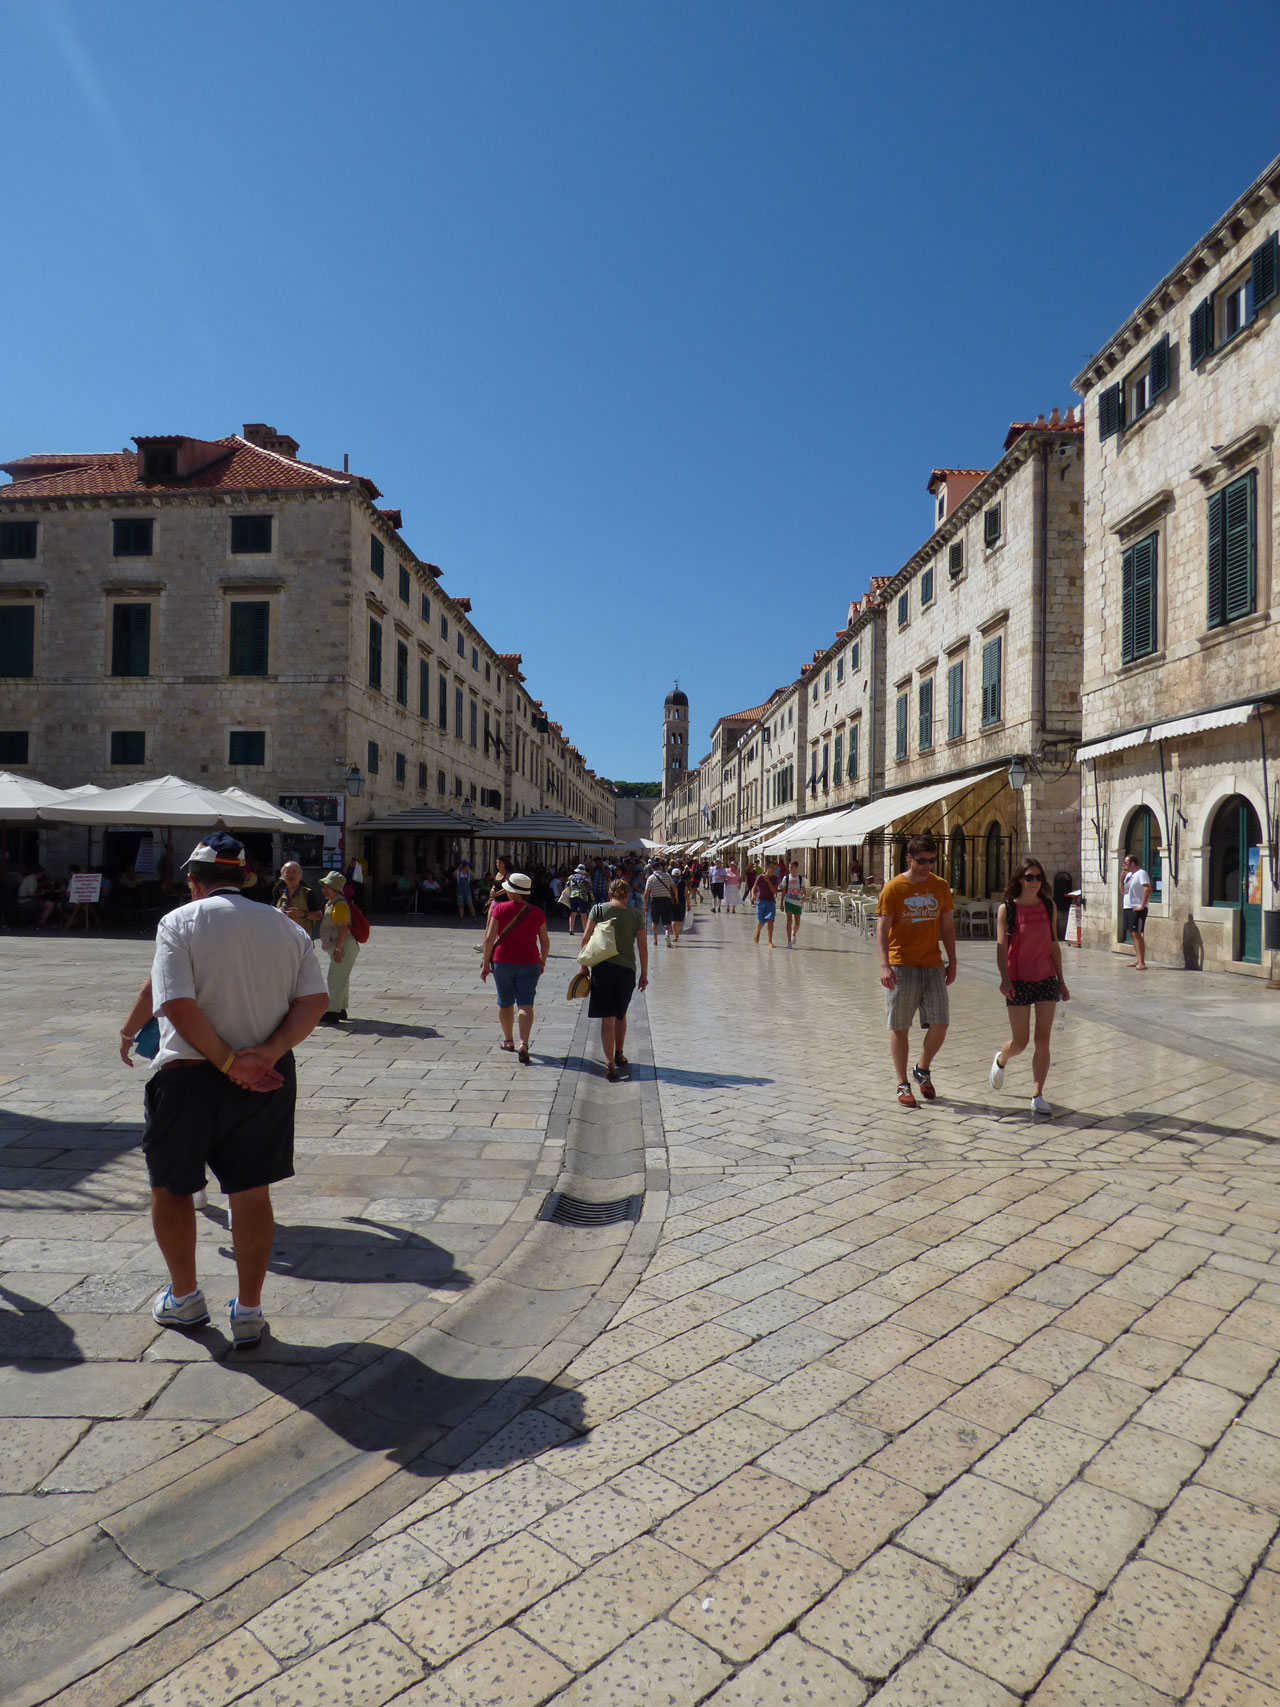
228, 727, 269, 769
1191, 427, 1273, 648
107, 728, 147, 768
229, 512, 275, 557
223, 590, 277, 680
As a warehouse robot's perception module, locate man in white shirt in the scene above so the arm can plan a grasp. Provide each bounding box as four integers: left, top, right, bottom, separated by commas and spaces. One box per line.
144, 832, 328, 1347
708, 861, 727, 913
1122, 854, 1153, 971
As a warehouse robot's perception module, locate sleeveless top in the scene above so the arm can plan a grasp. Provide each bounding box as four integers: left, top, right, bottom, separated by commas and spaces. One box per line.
1007, 900, 1055, 982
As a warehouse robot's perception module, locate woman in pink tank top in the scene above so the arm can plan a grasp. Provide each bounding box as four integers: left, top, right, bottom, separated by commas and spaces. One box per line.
988, 858, 1070, 1116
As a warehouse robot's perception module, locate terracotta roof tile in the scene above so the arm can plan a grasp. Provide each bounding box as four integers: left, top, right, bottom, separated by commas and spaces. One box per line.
0, 435, 367, 501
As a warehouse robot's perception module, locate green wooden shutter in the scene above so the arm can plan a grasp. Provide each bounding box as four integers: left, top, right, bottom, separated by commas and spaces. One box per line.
981, 637, 1002, 725
111, 604, 150, 676
1123, 534, 1156, 661
918, 679, 933, 750
895, 694, 908, 759
848, 724, 858, 781
1149, 334, 1170, 399
1224, 472, 1257, 622
833, 732, 843, 781
1207, 488, 1225, 628
1251, 233, 1278, 313
1190, 297, 1214, 367
947, 659, 963, 739
0, 605, 34, 676
231, 602, 269, 675
1098, 383, 1122, 440
1121, 543, 1137, 663
419, 659, 430, 716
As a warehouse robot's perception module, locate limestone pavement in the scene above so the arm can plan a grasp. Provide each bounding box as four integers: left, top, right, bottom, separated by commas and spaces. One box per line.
2, 904, 1280, 1704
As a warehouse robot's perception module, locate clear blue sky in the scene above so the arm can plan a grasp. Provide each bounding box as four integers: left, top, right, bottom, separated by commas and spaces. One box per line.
3, 2, 1278, 782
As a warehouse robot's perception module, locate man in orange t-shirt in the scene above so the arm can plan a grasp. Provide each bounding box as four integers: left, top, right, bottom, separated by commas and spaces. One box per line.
875, 834, 957, 1108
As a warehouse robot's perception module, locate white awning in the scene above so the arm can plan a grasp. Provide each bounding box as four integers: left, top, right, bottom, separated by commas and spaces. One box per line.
1079, 702, 1259, 762
1076, 728, 1151, 762
1147, 703, 1258, 742
766, 767, 1008, 851
757, 805, 856, 854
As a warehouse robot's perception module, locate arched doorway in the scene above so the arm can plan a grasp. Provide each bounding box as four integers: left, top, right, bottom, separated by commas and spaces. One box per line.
984, 821, 1004, 896
1209, 795, 1263, 964
895, 833, 909, 874
949, 829, 967, 895
1124, 806, 1163, 902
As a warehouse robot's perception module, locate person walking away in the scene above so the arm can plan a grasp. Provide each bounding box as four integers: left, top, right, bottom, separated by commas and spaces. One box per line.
480, 872, 549, 1064
142, 832, 328, 1348
722, 861, 742, 914
751, 866, 778, 947
563, 864, 593, 935
582, 878, 649, 1080
782, 860, 806, 946
1121, 854, 1152, 970
591, 859, 610, 906
272, 861, 323, 936
318, 871, 359, 1024
875, 834, 957, 1108
686, 863, 701, 908
629, 867, 647, 913
670, 866, 688, 943
709, 860, 726, 913
645, 862, 678, 945
991, 858, 1070, 1115
455, 859, 476, 920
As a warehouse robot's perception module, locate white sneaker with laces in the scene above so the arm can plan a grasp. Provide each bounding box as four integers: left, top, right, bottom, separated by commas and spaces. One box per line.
1031, 1095, 1052, 1115
989, 1052, 1005, 1090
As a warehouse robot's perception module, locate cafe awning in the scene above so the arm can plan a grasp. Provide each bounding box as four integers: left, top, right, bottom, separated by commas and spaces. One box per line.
353, 805, 479, 834
761, 767, 1006, 852
487, 809, 613, 845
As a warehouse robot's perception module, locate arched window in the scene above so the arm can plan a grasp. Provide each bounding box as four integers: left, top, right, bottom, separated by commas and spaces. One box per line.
949, 830, 967, 895
1209, 795, 1264, 964
984, 821, 1004, 896
1124, 806, 1163, 902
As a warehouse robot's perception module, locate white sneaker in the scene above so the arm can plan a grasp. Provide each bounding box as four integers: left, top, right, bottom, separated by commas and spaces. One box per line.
989, 1052, 1005, 1090
1031, 1095, 1052, 1115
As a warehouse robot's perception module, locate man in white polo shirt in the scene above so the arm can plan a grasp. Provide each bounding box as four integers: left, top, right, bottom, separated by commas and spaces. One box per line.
144, 831, 328, 1348
1122, 854, 1153, 971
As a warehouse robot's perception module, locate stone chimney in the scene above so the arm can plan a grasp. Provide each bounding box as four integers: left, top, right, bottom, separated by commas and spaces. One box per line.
241, 423, 299, 459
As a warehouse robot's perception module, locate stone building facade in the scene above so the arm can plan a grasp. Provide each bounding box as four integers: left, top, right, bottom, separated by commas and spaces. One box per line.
0, 424, 612, 880
1073, 153, 1280, 974
874, 418, 1085, 896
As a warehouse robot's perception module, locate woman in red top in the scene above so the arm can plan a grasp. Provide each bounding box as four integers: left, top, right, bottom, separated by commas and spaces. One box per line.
990, 858, 1070, 1116
480, 873, 550, 1064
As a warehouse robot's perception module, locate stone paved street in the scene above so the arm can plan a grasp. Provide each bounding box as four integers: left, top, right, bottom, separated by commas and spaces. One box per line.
3, 904, 1280, 1704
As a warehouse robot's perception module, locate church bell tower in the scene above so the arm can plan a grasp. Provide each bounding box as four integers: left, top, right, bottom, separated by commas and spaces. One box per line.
663, 683, 689, 797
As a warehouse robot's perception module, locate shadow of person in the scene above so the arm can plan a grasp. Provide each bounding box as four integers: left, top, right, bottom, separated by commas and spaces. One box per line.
219, 1218, 475, 1290
1182, 911, 1205, 971
339, 1019, 439, 1039
0, 1281, 83, 1370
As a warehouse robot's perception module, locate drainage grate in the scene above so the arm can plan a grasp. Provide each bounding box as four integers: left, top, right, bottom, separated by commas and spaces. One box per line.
539, 1191, 644, 1228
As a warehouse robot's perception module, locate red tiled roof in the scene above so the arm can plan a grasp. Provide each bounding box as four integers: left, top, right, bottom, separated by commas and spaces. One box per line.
1003, 414, 1084, 450
0, 435, 374, 500
454, 597, 472, 613
496, 653, 526, 680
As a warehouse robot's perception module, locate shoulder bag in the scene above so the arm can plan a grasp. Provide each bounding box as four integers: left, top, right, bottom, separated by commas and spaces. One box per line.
578, 915, 618, 967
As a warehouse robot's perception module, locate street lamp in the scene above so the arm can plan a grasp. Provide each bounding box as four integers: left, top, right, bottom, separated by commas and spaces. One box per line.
1008, 757, 1027, 791
345, 763, 365, 799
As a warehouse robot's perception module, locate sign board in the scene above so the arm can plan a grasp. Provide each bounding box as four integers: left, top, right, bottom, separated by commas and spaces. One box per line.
131, 837, 159, 878
67, 873, 102, 904
279, 794, 344, 826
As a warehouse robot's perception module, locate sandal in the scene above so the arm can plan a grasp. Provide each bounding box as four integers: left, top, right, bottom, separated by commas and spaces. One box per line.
518, 1047, 530, 1065
500, 1040, 515, 1052
615, 1052, 628, 1068
605, 1063, 619, 1082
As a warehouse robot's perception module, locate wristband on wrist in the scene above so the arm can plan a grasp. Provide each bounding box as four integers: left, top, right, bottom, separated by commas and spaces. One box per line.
220, 1051, 235, 1074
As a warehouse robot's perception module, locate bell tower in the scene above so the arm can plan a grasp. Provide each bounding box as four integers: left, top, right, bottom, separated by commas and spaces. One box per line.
663, 683, 689, 796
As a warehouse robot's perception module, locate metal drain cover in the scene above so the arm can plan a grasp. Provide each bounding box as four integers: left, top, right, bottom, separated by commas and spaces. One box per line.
539, 1191, 644, 1228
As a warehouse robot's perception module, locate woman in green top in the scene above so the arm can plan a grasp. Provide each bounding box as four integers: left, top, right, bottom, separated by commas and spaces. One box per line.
581, 877, 649, 1081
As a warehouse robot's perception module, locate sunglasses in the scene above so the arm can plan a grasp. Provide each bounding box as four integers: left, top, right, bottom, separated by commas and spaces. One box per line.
1021, 871, 1045, 882
910, 855, 936, 864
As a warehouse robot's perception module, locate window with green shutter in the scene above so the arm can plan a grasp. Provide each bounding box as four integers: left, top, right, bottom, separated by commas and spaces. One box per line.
230, 515, 272, 554
947, 658, 964, 740
421, 592, 431, 622
1207, 471, 1257, 629
921, 566, 934, 606
419, 658, 430, 717
398, 564, 410, 603
395, 751, 406, 783
895, 692, 908, 760
367, 740, 379, 775
438, 674, 448, 728
983, 506, 1001, 547
455, 686, 463, 739
370, 537, 385, 578
113, 518, 153, 557
395, 640, 409, 705
470, 699, 478, 748
848, 722, 859, 782
1121, 533, 1158, 663
981, 636, 1003, 727
229, 602, 269, 676
897, 591, 909, 627
111, 603, 151, 676
0, 605, 35, 676
918, 678, 934, 751
110, 730, 145, 765
833, 731, 843, 782
0, 521, 37, 559
1098, 382, 1122, 440
1190, 297, 1215, 367
229, 730, 265, 766
364, 617, 381, 690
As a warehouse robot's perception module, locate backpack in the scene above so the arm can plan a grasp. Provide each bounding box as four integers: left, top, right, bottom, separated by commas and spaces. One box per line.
348, 898, 371, 944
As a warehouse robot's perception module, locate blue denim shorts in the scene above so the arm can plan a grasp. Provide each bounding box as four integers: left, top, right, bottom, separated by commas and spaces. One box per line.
756, 899, 776, 924
492, 961, 541, 1007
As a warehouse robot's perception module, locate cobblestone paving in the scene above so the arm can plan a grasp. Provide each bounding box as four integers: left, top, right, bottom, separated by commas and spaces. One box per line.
4, 906, 1280, 1704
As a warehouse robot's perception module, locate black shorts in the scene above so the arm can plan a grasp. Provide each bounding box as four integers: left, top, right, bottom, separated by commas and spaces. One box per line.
142, 1054, 297, 1196
649, 898, 674, 926
1124, 906, 1149, 933
588, 961, 637, 1019
710, 882, 724, 899
1007, 976, 1061, 1007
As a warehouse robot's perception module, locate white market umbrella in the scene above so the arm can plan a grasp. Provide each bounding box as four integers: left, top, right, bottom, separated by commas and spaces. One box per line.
219, 787, 316, 831
0, 771, 74, 823
37, 773, 304, 831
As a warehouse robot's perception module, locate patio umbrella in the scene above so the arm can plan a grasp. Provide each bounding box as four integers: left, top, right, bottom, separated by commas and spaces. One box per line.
489, 808, 613, 845
219, 786, 316, 830
36, 774, 313, 832
0, 772, 73, 822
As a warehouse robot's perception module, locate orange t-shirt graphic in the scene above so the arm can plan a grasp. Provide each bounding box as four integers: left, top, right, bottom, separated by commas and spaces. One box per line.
876, 873, 954, 967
